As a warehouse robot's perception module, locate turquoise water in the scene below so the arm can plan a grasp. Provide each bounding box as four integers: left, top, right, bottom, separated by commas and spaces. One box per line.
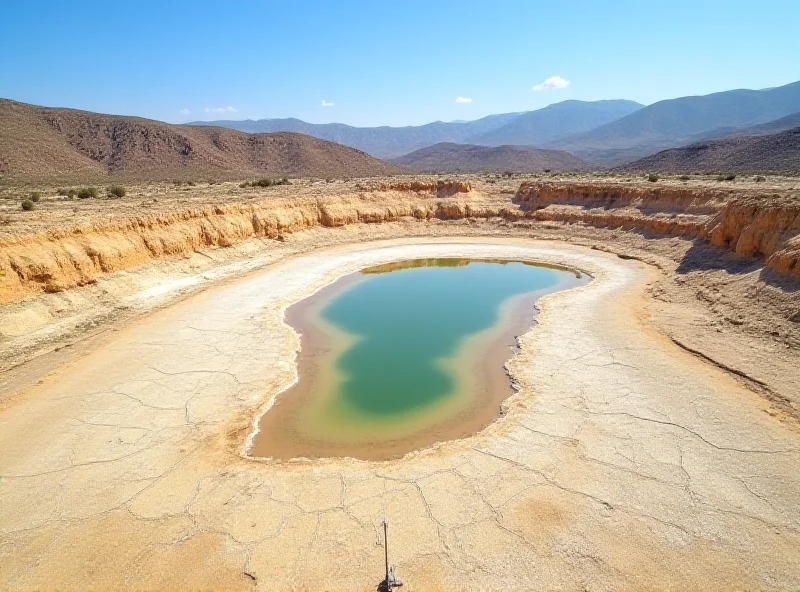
321, 259, 565, 417
251, 258, 586, 460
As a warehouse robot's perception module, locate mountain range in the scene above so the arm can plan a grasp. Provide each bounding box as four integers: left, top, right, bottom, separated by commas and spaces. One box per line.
2, 79, 798, 181
190, 100, 643, 159
470, 100, 642, 147
545, 80, 800, 164
193, 80, 800, 169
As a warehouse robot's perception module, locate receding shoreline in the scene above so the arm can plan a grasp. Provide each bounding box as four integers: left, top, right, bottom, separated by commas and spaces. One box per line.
249, 259, 589, 461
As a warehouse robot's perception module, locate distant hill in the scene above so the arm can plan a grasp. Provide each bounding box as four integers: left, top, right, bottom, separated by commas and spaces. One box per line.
548, 80, 800, 165
0, 99, 401, 181
469, 100, 643, 146
188, 112, 524, 159
190, 99, 640, 159
617, 126, 800, 172
681, 111, 800, 144
391, 142, 588, 172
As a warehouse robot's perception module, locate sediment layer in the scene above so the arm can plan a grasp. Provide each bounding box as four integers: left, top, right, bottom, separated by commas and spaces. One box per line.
2, 180, 799, 305
516, 181, 800, 277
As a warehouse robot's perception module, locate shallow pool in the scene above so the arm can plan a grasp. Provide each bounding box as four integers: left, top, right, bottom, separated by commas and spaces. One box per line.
250, 258, 588, 460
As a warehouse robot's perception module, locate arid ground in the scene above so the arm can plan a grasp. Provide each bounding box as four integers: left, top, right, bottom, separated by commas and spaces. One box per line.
1, 174, 799, 590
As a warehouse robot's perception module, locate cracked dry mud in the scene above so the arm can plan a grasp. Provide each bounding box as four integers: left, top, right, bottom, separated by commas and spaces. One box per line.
1, 238, 799, 591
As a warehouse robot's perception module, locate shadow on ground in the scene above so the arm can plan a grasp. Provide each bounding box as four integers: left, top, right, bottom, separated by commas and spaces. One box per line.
676, 239, 799, 292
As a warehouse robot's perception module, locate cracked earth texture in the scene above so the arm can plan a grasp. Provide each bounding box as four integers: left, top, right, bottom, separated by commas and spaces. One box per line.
1, 238, 799, 591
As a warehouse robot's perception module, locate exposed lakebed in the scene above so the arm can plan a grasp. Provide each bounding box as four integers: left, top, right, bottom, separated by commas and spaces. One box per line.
250, 258, 588, 460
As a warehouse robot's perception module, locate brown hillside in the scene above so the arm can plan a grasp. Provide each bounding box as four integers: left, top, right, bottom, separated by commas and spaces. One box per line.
0, 99, 401, 181
617, 127, 800, 173
391, 142, 588, 172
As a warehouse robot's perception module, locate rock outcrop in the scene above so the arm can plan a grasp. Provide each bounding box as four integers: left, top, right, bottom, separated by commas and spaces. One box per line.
0, 191, 499, 304
2, 181, 798, 305
708, 195, 800, 276
517, 181, 800, 279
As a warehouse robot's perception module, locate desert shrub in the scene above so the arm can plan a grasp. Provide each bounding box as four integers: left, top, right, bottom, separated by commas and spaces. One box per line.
56, 188, 68, 196
67, 189, 77, 198
717, 173, 736, 181
30, 192, 41, 202
106, 185, 126, 198
755, 175, 766, 182
21, 199, 35, 211
239, 181, 250, 188
647, 173, 659, 182
251, 177, 291, 188
76, 187, 98, 199
543, 169, 551, 173
187, 181, 196, 186
679, 175, 690, 181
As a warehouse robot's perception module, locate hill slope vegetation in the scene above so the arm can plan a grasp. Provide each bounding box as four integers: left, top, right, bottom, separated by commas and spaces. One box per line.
0, 99, 400, 181
392, 142, 588, 172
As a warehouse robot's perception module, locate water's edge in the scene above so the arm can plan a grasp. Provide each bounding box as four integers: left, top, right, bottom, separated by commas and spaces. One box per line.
247, 258, 590, 461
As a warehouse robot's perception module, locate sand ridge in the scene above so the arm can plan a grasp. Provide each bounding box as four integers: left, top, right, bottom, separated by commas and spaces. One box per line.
1, 237, 798, 590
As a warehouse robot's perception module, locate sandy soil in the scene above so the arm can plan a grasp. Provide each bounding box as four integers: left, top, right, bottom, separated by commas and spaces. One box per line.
1, 235, 799, 591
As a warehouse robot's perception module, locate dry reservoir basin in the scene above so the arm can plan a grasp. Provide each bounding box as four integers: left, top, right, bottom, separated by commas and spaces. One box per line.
250, 258, 588, 460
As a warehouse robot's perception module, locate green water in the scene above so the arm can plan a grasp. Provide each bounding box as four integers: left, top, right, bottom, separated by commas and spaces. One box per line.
319, 259, 572, 418
252, 257, 586, 459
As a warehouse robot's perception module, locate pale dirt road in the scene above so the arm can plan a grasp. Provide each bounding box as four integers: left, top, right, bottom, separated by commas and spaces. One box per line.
1, 237, 798, 591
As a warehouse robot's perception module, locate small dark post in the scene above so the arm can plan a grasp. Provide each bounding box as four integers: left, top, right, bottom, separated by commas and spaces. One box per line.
377, 519, 402, 592
384, 520, 390, 584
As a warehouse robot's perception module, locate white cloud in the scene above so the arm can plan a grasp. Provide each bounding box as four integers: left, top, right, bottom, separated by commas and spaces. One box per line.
179, 108, 191, 115
204, 106, 238, 114
321, 100, 335, 107
532, 76, 570, 91
455, 96, 473, 104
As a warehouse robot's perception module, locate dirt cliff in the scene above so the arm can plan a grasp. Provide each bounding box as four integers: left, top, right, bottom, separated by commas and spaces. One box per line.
516, 181, 800, 278
2, 180, 799, 305
0, 191, 498, 303
707, 195, 800, 276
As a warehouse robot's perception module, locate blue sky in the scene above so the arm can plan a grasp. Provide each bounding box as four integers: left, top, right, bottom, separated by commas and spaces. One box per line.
1, 1, 798, 127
